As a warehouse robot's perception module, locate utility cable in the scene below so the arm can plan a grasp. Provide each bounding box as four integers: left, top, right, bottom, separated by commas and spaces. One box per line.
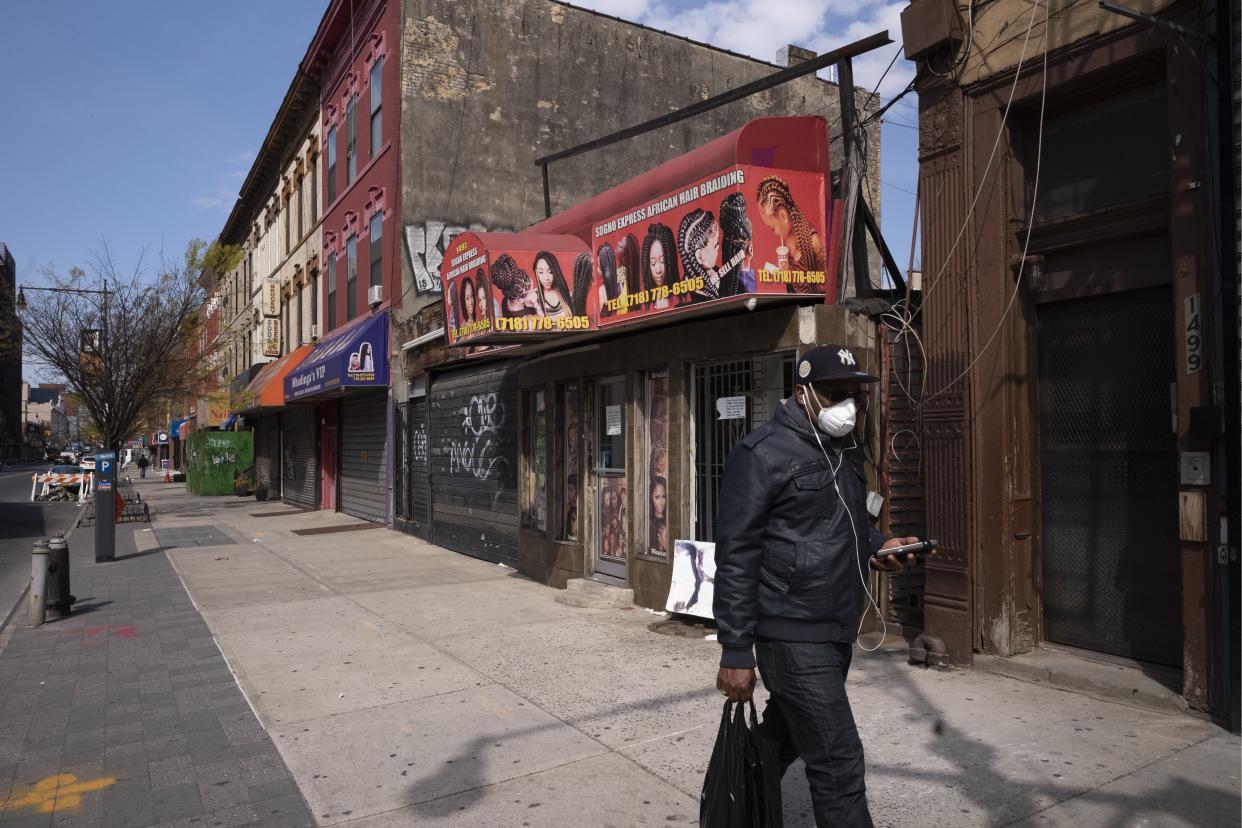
921, 0, 1049, 406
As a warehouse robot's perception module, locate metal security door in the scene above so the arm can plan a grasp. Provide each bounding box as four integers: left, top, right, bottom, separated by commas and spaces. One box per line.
254, 415, 281, 499
429, 364, 520, 566
339, 392, 388, 523
408, 396, 431, 538
281, 406, 319, 509
1038, 288, 1182, 667
595, 376, 626, 580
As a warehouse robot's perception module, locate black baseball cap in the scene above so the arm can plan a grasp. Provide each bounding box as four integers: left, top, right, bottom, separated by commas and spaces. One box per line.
795, 344, 878, 384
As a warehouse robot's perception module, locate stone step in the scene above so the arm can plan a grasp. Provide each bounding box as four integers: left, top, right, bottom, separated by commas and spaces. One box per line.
555, 578, 634, 609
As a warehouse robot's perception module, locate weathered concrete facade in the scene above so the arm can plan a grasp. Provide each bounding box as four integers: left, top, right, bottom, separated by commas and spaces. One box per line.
393, 0, 882, 385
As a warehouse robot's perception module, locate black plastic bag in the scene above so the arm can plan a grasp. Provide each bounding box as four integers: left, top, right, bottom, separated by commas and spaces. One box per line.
700, 700, 783, 828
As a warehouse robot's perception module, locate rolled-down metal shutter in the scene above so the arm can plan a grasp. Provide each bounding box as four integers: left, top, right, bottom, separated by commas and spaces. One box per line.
254, 415, 281, 499
430, 363, 519, 565
408, 396, 431, 539
282, 406, 319, 509
339, 392, 388, 523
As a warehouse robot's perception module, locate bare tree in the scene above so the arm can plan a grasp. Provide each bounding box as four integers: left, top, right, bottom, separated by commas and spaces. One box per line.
20, 240, 242, 453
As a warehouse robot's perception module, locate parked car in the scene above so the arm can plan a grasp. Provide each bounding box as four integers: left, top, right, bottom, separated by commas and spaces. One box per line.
79, 455, 96, 472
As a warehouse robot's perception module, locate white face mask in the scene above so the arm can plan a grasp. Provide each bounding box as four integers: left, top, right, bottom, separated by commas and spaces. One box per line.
802, 387, 856, 438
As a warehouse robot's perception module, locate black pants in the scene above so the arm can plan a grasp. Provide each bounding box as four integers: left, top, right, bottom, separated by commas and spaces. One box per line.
755, 640, 873, 828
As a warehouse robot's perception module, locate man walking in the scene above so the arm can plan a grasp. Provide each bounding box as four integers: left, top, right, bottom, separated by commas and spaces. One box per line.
136, 451, 149, 479
713, 344, 925, 827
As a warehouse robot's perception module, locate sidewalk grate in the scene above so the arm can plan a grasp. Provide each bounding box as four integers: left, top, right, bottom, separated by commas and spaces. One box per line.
290, 522, 381, 536
153, 525, 235, 548
250, 508, 308, 518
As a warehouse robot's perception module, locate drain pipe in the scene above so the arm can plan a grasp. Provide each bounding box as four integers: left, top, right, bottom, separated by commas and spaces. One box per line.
908, 632, 950, 669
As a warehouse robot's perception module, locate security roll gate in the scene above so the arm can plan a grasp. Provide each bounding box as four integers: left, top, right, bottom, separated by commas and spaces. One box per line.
254, 415, 281, 499
281, 406, 319, 510
430, 363, 519, 565
339, 392, 389, 523
395, 397, 431, 539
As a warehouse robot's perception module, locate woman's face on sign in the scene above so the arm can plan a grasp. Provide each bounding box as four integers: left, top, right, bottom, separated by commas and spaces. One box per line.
649, 240, 666, 286
651, 481, 666, 517
476, 286, 488, 318
760, 202, 791, 238
536, 258, 555, 291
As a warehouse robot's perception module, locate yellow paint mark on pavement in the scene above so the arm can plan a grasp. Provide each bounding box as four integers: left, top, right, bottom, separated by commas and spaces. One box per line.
0, 773, 117, 814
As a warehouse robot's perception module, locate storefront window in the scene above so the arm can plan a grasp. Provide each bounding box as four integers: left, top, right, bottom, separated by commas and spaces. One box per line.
524, 389, 547, 532
557, 383, 579, 541
646, 372, 669, 559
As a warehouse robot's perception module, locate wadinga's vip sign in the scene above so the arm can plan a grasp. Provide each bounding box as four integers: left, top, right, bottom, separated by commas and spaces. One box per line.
262, 318, 281, 357
591, 164, 829, 327
440, 232, 596, 347
285, 311, 390, 401
262, 279, 281, 317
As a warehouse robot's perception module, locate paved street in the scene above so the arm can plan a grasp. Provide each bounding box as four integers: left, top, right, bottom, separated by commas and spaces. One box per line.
35, 478, 1226, 828
0, 465, 81, 627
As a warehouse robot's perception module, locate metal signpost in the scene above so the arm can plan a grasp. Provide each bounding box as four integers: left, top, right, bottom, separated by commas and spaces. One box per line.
94, 450, 116, 562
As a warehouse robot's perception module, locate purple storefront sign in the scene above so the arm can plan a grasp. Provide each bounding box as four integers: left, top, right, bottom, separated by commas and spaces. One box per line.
285, 312, 390, 401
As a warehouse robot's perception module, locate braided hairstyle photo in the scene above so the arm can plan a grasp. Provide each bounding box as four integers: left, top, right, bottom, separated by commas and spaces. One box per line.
641, 223, 679, 293
490, 254, 532, 315
460, 275, 478, 325
615, 233, 639, 302
571, 252, 593, 316
756, 175, 822, 272
598, 243, 620, 300
532, 251, 572, 316
718, 192, 752, 297
677, 208, 716, 280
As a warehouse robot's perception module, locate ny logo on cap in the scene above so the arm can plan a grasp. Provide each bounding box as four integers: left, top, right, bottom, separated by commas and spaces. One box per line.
837, 348, 856, 366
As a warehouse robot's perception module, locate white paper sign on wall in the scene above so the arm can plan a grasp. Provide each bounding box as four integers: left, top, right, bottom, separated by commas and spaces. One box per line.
605, 405, 622, 436
716, 396, 747, 420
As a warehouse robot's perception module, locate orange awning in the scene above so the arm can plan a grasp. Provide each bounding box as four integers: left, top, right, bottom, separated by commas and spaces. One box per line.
239, 344, 314, 411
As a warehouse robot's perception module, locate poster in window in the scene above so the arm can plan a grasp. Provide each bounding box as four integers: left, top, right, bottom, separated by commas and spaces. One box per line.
647, 372, 669, 559
600, 477, 626, 561
562, 384, 579, 541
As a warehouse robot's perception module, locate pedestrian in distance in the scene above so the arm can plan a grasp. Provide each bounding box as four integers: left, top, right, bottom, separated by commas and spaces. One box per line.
712, 343, 933, 828
136, 452, 149, 479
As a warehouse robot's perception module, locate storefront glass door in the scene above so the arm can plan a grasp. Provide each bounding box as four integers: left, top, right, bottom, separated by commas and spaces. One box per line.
595, 377, 626, 581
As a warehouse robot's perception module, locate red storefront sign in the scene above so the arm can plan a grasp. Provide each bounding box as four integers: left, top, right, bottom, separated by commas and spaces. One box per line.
590, 164, 828, 326
441, 232, 596, 347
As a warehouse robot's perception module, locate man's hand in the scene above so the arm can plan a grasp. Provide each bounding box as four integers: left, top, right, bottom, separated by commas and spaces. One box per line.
871, 536, 924, 572
716, 667, 756, 702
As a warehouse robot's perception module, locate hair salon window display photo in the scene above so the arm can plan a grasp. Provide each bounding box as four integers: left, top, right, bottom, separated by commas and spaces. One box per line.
591, 164, 827, 324
440, 232, 597, 347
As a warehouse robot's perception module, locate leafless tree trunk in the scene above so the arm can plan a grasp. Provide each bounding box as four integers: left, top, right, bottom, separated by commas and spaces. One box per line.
20, 240, 241, 453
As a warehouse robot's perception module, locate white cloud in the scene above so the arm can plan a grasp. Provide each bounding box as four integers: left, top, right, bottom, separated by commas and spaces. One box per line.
190, 151, 254, 210
573, 0, 914, 99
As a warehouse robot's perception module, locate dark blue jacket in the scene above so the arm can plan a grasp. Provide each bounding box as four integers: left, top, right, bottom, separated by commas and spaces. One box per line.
713, 399, 886, 669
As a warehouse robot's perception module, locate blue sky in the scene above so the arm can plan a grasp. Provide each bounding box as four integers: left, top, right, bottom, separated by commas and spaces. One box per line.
2, 0, 919, 378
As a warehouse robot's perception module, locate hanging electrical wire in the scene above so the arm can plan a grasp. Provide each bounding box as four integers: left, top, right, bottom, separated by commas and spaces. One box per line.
921, 0, 1050, 406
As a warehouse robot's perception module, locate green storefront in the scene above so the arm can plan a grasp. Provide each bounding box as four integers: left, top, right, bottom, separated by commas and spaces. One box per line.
186, 431, 254, 496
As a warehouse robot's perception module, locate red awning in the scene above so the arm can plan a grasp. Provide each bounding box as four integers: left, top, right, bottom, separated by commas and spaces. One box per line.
240, 344, 315, 411
529, 115, 830, 243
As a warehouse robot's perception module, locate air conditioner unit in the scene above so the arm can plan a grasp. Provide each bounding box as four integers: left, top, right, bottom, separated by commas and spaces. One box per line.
367, 285, 383, 307
309, 324, 320, 341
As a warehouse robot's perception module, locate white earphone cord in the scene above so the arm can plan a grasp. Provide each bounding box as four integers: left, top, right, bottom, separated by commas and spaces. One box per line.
801, 389, 888, 653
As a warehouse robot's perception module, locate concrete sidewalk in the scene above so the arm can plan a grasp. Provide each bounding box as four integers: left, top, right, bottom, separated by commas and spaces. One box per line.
0, 494, 315, 827
138, 479, 1238, 827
